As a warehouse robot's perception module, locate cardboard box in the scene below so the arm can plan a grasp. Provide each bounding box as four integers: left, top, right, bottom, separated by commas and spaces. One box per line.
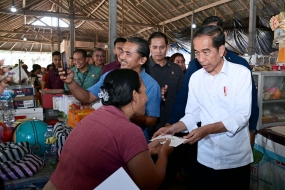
42, 89, 65, 94
8, 85, 35, 97
13, 95, 35, 101
13, 99, 36, 109
14, 107, 43, 120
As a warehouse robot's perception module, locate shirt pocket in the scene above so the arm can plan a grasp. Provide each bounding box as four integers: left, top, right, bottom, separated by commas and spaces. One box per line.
168, 74, 179, 87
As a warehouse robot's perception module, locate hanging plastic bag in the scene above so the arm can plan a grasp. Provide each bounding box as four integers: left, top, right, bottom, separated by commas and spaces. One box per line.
9, 66, 29, 84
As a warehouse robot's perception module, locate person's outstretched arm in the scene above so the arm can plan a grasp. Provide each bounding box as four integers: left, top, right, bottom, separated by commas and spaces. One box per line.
127, 140, 173, 190
59, 68, 98, 104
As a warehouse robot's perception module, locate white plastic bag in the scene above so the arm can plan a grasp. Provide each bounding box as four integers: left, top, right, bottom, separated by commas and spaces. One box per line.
9, 66, 29, 84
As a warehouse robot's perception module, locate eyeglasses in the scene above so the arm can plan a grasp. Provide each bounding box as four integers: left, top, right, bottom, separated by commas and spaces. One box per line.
73, 58, 84, 62
95, 55, 105, 58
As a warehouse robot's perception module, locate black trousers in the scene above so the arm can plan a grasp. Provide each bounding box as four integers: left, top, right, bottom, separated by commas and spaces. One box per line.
187, 161, 250, 190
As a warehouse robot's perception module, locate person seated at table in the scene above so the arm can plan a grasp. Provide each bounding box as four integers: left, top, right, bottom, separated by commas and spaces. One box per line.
43, 69, 173, 190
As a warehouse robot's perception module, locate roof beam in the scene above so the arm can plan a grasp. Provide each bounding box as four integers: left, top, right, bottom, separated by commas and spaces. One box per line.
32, 16, 51, 27
76, 0, 106, 28
159, 0, 233, 25
0, 29, 105, 40
128, 0, 233, 36
238, 0, 249, 10
30, 43, 34, 51
10, 43, 18, 51
0, 9, 157, 27
0, 42, 6, 48
0, 36, 51, 43
0, 30, 59, 37
47, 0, 69, 13
74, 0, 98, 13
23, 0, 44, 10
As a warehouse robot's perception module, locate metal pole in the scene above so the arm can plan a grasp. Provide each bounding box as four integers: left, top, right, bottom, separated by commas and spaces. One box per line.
69, 0, 75, 57
57, 24, 60, 51
190, 11, 196, 60
108, 0, 117, 63
51, 36, 54, 52
57, 7, 60, 52
248, 0, 257, 56
23, 0, 26, 25
18, 59, 21, 85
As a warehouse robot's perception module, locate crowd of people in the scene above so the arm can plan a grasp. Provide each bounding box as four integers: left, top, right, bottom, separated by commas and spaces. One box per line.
0, 16, 258, 190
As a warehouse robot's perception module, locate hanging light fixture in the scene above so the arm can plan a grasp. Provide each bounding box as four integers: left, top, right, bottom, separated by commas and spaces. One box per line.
23, 37, 27, 41
10, 0, 17, 12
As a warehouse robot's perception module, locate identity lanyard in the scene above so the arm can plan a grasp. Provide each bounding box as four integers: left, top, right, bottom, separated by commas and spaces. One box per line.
77, 70, 88, 87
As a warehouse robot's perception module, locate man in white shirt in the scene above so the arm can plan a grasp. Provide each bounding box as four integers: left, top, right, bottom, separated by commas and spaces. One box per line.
153, 25, 253, 189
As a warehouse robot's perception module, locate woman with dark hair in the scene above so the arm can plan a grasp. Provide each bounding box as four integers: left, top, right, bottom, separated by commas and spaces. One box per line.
30, 64, 42, 91
170, 53, 186, 74
44, 69, 173, 190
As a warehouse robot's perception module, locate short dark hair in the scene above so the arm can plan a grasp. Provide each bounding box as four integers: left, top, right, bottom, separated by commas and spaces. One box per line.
32, 64, 41, 73
100, 69, 141, 109
93, 48, 105, 55
202, 16, 224, 31
52, 51, 61, 57
127, 37, 150, 61
194, 25, 225, 50
169, 53, 185, 63
22, 64, 28, 70
46, 64, 54, 71
73, 49, 87, 58
114, 37, 127, 46
148, 32, 168, 45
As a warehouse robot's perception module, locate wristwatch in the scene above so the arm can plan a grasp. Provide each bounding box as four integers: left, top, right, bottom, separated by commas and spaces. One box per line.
249, 129, 258, 135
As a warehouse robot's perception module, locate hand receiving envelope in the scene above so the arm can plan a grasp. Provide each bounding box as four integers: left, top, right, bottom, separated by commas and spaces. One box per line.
151, 135, 186, 147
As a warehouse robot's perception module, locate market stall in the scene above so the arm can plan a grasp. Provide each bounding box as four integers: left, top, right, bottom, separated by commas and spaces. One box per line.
250, 12, 285, 190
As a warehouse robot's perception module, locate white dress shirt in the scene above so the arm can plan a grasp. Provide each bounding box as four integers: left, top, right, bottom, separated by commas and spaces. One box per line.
180, 58, 253, 170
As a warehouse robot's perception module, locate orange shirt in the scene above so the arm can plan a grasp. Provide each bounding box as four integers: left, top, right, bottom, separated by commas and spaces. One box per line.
42, 73, 48, 83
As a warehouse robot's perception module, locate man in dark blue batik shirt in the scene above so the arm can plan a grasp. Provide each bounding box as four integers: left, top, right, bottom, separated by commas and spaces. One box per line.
168, 16, 259, 147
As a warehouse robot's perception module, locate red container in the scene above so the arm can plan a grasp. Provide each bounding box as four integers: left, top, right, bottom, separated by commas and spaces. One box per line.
272, 65, 279, 71
281, 65, 285, 71
42, 93, 63, 108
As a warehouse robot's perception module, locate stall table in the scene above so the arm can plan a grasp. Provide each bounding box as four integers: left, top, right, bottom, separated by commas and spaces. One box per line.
4, 163, 52, 190
250, 126, 285, 190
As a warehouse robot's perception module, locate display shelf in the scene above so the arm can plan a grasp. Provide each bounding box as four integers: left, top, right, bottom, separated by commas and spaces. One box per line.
263, 99, 285, 103
262, 121, 285, 128
253, 71, 285, 130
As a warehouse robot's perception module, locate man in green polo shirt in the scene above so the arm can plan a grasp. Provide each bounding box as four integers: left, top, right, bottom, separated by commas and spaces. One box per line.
64, 49, 101, 91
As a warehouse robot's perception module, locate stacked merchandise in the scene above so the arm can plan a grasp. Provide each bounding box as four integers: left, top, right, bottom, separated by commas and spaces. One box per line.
270, 12, 285, 69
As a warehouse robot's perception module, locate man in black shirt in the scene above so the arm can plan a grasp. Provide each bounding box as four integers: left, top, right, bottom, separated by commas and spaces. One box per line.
146, 32, 184, 131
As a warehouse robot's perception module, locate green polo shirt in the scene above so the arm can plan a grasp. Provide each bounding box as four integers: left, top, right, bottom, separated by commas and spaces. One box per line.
64, 64, 102, 91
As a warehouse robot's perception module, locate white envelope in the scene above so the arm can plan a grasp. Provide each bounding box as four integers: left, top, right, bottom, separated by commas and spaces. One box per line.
150, 135, 186, 147
94, 167, 139, 190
